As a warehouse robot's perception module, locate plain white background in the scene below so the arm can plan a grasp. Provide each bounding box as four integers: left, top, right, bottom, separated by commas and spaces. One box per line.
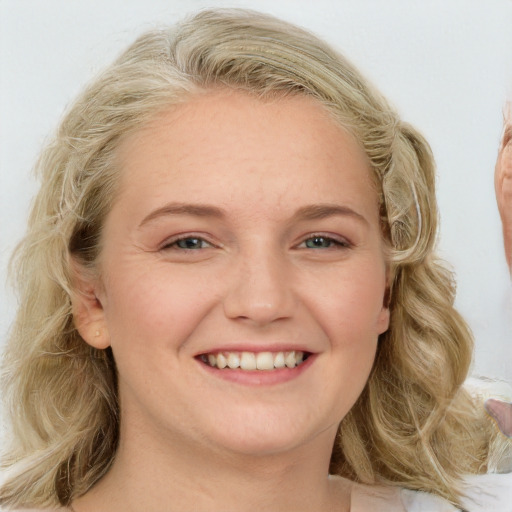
1, 0, 511, 393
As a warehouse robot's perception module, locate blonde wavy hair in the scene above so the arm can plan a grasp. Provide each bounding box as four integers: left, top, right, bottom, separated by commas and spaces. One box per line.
0, 8, 498, 509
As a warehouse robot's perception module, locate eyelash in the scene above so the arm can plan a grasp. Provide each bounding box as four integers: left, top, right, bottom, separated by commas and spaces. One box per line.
160, 234, 351, 251
297, 234, 352, 250
160, 235, 214, 251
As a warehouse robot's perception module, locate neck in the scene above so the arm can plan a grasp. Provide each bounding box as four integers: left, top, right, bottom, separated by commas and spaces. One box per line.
72, 415, 349, 512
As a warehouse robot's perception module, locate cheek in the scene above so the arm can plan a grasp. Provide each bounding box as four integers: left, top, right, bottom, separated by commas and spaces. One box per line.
308, 263, 388, 343
101, 262, 219, 351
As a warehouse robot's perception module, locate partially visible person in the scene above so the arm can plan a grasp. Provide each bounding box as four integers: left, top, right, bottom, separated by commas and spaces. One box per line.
484, 102, 512, 444
486, 398, 512, 438
495, 102, 512, 273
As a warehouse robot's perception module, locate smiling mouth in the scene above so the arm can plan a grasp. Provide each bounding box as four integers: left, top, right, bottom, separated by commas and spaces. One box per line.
198, 351, 310, 370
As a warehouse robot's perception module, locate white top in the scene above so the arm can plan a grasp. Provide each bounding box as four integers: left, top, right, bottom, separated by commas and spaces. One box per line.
356, 472, 512, 512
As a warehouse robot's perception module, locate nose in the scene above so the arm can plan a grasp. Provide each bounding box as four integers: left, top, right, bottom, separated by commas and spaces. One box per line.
222, 246, 296, 326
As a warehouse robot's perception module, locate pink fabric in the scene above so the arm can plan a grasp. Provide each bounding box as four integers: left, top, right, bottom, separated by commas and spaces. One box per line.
350, 481, 405, 511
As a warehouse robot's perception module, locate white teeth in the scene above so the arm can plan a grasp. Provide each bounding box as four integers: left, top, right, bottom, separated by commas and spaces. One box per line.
285, 351, 296, 368
273, 352, 285, 368
201, 350, 306, 370
227, 353, 240, 369
240, 352, 257, 370
216, 353, 227, 369
256, 352, 274, 370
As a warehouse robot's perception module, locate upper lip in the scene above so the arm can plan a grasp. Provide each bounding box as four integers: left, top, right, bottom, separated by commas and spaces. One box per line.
195, 344, 316, 356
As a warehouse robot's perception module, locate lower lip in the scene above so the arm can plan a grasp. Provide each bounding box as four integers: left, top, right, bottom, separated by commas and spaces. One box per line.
197, 354, 316, 386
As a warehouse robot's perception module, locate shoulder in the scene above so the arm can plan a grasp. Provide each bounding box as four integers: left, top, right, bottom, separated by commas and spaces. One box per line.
460, 472, 512, 512
349, 480, 406, 511
401, 472, 512, 512
329, 475, 406, 511
400, 489, 459, 511
352, 481, 460, 511
336, 477, 458, 512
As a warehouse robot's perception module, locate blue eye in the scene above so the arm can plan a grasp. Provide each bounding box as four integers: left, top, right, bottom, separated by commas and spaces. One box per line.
305, 236, 333, 249
167, 237, 210, 250
301, 236, 349, 249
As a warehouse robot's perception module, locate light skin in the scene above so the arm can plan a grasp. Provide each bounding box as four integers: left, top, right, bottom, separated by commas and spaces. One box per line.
495, 101, 512, 272
485, 398, 512, 438
72, 90, 390, 512
488, 101, 512, 439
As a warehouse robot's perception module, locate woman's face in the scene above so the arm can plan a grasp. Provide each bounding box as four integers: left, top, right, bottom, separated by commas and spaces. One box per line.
81, 90, 390, 458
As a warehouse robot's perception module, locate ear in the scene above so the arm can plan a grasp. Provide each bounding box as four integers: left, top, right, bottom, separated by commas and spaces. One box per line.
376, 302, 390, 335
376, 268, 392, 335
71, 260, 110, 350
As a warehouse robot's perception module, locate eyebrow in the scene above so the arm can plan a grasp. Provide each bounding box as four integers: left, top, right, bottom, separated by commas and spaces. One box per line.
292, 204, 369, 225
139, 203, 226, 227
138, 202, 368, 227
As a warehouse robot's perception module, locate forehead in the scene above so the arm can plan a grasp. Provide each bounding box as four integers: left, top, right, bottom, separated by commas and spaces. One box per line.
120, 89, 362, 152
113, 89, 377, 221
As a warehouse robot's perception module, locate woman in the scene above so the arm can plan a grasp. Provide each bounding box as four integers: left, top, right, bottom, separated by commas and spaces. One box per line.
0, 9, 503, 511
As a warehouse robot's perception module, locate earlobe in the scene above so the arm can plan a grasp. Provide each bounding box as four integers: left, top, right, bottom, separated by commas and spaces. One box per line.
377, 280, 391, 334
377, 306, 390, 335
378, 266, 393, 334
71, 263, 110, 349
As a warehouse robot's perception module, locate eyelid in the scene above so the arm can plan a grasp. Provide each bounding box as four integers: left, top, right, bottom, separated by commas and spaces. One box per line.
159, 233, 217, 251
296, 233, 353, 249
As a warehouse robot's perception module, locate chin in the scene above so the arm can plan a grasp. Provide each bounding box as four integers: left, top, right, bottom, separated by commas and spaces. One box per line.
200, 405, 339, 459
